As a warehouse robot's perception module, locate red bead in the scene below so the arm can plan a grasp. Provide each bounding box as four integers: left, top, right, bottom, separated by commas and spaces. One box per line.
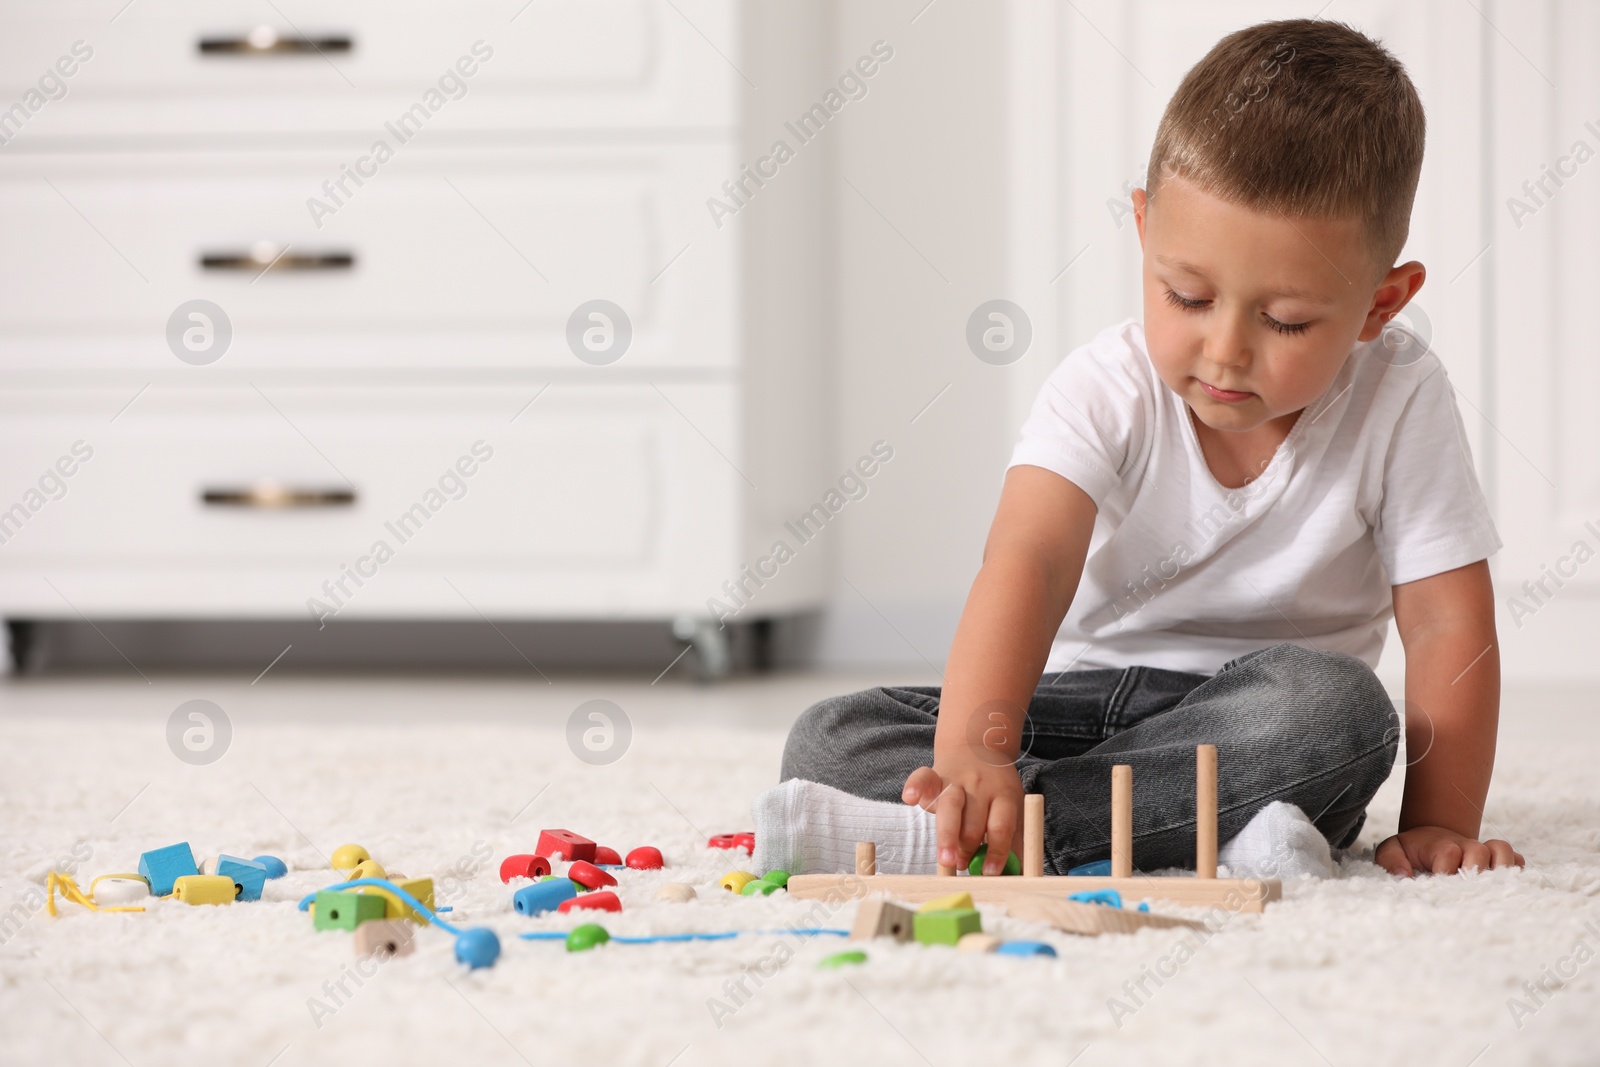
707, 833, 755, 853
593, 846, 622, 866
535, 829, 596, 863
499, 854, 552, 883
557, 890, 620, 914
567, 860, 617, 890
625, 846, 665, 870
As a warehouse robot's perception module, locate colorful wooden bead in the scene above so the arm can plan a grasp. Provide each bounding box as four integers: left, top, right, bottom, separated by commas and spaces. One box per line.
625, 846, 665, 870
913, 907, 982, 946
566, 923, 610, 952
967, 845, 1021, 876
514, 878, 577, 915
593, 846, 622, 866
313, 889, 387, 931
719, 871, 758, 893
557, 890, 621, 914
535, 829, 596, 863
655, 882, 696, 903
761, 870, 790, 888
918, 891, 974, 913
850, 896, 917, 942
567, 860, 617, 890
216, 855, 268, 902
455, 927, 500, 969
996, 940, 1058, 958
253, 855, 288, 879
346, 859, 387, 882
499, 854, 552, 883
172, 875, 238, 905
137, 843, 198, 897
354, 878, 434, 925
817, 950, 868, 969
353, 919, 416, 959
331, 844, 370, 870
741, 880, 780, 896
707, 833, 755, 853
1067, 889, 1123, 908
957, 933, 1003, 953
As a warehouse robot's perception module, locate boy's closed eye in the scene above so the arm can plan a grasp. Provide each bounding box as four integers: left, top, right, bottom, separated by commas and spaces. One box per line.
1160, 287, 1314, 336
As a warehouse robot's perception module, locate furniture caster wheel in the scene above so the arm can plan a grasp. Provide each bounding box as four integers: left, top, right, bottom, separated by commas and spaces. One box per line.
671, 615, 731, 681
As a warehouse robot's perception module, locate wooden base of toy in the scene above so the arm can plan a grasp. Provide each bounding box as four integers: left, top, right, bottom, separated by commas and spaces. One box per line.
797, 745, 1280, 916
788, 873, 1279, 913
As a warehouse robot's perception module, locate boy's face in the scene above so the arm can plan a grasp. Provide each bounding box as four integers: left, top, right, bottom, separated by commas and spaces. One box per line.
1133, 176, 1425, 437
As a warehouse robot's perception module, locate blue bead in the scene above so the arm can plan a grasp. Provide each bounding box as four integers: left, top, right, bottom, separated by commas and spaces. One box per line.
1067, 859, 1113, 876
1068, 889, 1123, 909
252, 855, 288, 879
997, 940, 1057, 958
455, 927, 500, 969
513, 878, 577, 916
138, 843, 198, 897
217, 855, 269, 901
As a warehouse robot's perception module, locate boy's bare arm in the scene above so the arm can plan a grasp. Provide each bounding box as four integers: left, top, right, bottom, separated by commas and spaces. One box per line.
1379, 560, 1524, 875
900, 464, 1097, 874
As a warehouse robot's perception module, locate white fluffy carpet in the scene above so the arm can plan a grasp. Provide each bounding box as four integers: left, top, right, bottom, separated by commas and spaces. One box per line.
2, 672, 1598, 1067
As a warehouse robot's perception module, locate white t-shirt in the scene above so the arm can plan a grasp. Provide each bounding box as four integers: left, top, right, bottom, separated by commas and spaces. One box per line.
1007, 318, 1501, 676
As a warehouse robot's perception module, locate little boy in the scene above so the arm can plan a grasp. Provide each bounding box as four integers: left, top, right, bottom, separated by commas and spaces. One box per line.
757, 19, 1524, 881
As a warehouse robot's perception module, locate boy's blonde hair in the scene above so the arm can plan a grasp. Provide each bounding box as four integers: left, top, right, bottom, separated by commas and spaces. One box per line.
1146, 19, 1425, 272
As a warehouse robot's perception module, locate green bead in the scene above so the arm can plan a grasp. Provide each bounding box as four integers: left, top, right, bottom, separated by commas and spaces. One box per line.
967, 845, 1021, 876
566, 923, 611, 952
914, 908, 982, 946
741, 879, 780, 896
762, 870, 790, 888
817, 950, 868, 969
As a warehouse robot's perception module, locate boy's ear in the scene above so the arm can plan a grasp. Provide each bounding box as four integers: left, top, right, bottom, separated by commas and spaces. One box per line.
1357, 260, 1427, 343
1132, 188, 1148, 248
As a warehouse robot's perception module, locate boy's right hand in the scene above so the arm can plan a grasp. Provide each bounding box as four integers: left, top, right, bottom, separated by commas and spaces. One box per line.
902, 756, 1024, 875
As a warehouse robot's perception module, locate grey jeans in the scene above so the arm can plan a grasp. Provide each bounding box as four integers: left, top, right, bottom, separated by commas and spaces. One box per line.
781, 643, 1399, 874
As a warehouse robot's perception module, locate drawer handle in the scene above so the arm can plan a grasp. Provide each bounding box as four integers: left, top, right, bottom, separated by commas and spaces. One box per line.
200, 244, 354, 273
202, 486, 356, 509
199, 28, 353, 55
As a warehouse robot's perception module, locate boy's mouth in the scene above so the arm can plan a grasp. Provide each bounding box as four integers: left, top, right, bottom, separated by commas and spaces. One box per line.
1197, 379, 1254, 403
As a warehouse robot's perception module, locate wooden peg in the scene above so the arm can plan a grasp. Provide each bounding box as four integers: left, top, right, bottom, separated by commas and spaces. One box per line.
855, 841, 876, 877
937, 863, 955, 877
1023, 794, 1045, 877
1196, 744, 1217, 879
1111, 765, 1133, 878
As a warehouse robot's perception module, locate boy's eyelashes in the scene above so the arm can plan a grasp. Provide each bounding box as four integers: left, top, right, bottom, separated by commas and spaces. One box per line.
1160, 287, 1312, 336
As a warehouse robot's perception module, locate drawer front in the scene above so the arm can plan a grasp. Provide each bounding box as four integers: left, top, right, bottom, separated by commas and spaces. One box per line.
0, 146, 735, 371
0, 385, 740, 617
1, 0, 735, 135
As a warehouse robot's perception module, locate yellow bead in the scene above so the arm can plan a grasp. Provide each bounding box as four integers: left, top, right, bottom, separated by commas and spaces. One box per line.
172, 874, 238, 905
346, 859, 387, 881
918, 891, 974, 913
331, 844, 370, 871
719, 871, 758, 894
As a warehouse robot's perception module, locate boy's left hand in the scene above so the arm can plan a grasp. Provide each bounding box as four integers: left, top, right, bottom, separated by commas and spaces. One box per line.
1375, 826, 1524, 876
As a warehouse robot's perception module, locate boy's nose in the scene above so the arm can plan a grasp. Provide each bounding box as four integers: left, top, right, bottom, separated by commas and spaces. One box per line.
1202, 314, 1253, 373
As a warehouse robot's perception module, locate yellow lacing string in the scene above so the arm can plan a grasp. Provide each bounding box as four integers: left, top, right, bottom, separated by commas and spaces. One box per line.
46, 872, 148, 916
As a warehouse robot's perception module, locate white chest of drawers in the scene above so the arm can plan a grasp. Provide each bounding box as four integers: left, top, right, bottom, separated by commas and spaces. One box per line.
0, 1, 829, 673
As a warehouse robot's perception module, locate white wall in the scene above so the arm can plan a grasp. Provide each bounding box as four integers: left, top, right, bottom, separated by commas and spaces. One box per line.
809, 0, 1013, 670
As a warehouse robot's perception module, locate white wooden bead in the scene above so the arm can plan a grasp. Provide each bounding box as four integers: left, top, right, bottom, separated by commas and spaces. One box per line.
93, 878, 151, 906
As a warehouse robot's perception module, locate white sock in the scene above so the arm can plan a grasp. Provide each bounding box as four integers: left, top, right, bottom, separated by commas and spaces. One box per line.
1218, 800, 1334, 880
751, 779, 940, 875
